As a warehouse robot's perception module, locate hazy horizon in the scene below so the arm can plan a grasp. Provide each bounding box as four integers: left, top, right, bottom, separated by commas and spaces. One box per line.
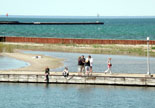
0, 15, 155, 19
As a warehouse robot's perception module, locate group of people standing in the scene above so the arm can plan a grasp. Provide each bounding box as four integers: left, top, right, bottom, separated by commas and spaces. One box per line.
78, 55, 93, 76
78, 55, 112, 75
45, 56, 112, 81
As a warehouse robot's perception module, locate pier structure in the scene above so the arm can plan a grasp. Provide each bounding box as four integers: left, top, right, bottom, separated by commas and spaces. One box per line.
0, 72, 155, 86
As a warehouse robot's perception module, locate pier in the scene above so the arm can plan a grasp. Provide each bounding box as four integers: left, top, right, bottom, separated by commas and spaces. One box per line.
0, 21, 104, 25
0, 72, 155, 87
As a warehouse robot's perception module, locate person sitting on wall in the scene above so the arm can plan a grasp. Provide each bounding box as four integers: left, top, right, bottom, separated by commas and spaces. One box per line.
45, 67, 50, 82
62, 67, 69, 77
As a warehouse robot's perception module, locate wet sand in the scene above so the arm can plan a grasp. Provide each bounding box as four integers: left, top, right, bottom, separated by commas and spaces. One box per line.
1, 52, 64, 73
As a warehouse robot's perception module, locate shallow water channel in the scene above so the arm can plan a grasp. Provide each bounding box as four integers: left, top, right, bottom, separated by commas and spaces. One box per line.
0, 55, 29, 70
23, 51, 155, 74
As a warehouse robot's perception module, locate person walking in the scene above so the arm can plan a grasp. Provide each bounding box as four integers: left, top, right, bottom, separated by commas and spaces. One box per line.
104, 58, 112, 74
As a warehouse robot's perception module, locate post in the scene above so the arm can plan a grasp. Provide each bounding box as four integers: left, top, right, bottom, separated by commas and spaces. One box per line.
96, 13, 100, 23
147, 37, 150, 75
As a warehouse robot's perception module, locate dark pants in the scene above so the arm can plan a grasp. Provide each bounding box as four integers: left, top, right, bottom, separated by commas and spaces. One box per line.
46, 75, 49, 83
63, 73, 69, 77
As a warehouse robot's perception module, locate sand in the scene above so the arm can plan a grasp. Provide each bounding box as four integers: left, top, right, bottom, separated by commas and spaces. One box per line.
1, 52, 64, 73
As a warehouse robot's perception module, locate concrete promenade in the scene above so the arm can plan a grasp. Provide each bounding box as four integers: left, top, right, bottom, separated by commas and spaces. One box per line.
0, 71, 155, 87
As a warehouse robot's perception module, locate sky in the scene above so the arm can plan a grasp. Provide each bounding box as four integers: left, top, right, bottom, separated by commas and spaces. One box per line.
0, 0, 155, 16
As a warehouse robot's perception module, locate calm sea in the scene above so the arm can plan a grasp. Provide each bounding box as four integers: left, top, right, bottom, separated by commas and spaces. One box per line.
0, 16, 155, 40
0, 83, 155, 108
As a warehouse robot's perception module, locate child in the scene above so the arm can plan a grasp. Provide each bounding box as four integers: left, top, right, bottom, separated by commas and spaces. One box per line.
104, 58, 112, 74
62, 67, 69, 77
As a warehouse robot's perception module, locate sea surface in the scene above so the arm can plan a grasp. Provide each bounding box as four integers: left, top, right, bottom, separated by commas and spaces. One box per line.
0, 16, 155, 40
0, 83, 155, 108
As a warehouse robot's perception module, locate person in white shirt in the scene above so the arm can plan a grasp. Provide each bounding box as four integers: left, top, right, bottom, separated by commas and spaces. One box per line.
62, 67, 69, 77
89, 55, 93, 75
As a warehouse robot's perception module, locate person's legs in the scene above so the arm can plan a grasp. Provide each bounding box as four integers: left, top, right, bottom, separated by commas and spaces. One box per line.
85, 66, 88, 76
90, 66, 92, 75
104, 68, 110, 73
86, 66, 90, 76
109, 68, 112, 74
78, 66, 82, 75
46, 75, 49, 83
82, 66, 85, 75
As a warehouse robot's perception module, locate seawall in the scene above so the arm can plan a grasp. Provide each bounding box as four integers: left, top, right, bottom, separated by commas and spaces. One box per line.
0, 73, 155, 87
0, 36, 155, 45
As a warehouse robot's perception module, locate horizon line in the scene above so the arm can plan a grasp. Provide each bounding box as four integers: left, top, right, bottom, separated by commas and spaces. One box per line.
0, 15, 155, 18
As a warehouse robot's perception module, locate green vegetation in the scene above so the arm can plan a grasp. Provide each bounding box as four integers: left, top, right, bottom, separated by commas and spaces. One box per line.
0, 43, 14, 53
152, 47, 155, 49
0, 42, 155, 57
0, 43, 3, 52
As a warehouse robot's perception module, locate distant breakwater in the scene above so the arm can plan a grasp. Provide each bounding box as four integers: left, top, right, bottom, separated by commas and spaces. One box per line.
0, 21, 104, 25
0, 36, 155, 45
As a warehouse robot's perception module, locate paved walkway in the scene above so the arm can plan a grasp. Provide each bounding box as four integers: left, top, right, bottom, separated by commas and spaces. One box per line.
0, 71, 154, 78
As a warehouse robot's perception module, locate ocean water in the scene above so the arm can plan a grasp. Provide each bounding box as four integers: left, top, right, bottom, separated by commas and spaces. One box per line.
0, 17, 155, 40
0, 83, 155, 108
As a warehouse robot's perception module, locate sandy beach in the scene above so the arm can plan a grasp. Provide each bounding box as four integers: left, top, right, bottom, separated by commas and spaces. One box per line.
1, 51, 64, 73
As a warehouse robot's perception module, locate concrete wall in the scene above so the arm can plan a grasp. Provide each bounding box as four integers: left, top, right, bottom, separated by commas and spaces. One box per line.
1, 36, 155, 45
0, 74, 155, 86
